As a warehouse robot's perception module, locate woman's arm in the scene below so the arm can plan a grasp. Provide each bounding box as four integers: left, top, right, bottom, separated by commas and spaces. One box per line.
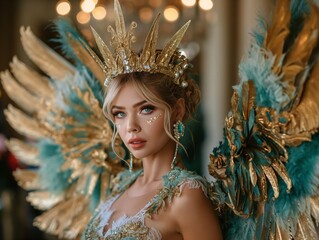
172, 185, 223, 240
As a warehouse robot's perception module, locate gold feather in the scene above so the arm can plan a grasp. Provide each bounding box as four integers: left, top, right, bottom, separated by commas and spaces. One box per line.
5, 138, 40, 166
281, 5, 319, 99
310, 194, 319, 224
295, 213, 318, 240
26, 191, 63, 210
20, 26, 75, 80
66, 34, 105, 86
283, 58, 319, 135
263, 0, 291, 72
13, 169, 41, 190
63, 210, 92, 239
275, 222, 290, 240
10, 57, 53, 99
241, 80, 256, 121
33, 195, 91, 239
261, 165, 279, 198
249, 160, 257, 186
4, 104, 47, 139
271, 160, 292, 191
0, 71, 39, 113
258, 173, 268, 201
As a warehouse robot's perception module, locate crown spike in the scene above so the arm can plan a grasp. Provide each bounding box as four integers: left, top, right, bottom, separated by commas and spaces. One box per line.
114, 0, 126, 39
90, 26, 116, 70
140, 14, 161, 67
157, 20, 191, 66
79, 38, 106, 75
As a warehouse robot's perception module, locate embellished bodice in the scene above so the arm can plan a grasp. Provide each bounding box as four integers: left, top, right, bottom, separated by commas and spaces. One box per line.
82, 167, 210, 240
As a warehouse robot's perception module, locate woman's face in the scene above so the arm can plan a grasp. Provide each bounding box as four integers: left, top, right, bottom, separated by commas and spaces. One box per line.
110, 81, 174, 160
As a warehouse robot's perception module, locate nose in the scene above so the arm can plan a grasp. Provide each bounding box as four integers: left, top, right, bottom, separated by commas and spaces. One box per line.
127, 115, 141, 133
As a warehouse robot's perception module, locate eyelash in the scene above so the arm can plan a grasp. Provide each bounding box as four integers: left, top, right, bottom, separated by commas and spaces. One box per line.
140, 105, 155, 114
112, 105, 155, 119
112, 111, 126, 119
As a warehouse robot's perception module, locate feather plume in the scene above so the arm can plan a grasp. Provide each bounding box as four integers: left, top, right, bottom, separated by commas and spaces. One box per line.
66, 35, 105, 85
4, 104, 46, 139
271, 160, 292, 191
10, 57, 53, 98
5, 138, 40, 166
52, 20, 105, 87
0, 71, 40, 113
26, 191, 63, 210
263, 0, 291, 73
284, 59, 319, 135
310, 194, 319, 225
13, 169, 41, 190
33, 195, 91, 239
295, 213, 318, 239
20, 26, 75, 80
275, 221, 290, 240
281, 5, 319, 103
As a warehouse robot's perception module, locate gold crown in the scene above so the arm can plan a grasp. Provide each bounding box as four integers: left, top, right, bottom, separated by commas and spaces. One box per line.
87, 0, 192, 88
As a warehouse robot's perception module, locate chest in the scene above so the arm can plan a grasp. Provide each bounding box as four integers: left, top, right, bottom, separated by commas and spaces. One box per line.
98, 192, 180, 240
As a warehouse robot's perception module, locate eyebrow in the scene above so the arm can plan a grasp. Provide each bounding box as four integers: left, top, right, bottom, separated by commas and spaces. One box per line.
111, 100, 148, 110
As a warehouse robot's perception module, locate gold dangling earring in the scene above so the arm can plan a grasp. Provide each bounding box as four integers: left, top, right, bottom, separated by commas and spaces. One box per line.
129, 152, 133, 172
171, 120, 185, 169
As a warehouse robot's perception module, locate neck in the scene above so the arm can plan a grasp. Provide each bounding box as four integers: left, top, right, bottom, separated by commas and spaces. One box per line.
140, 141, 176, 184
141, 159, 171, 183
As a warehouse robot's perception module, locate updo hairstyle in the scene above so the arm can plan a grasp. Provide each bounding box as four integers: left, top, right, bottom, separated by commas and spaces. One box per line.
103, 71, 201, 146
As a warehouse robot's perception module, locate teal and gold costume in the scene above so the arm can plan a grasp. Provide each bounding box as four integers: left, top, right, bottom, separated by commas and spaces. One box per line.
1, 0, 319, 239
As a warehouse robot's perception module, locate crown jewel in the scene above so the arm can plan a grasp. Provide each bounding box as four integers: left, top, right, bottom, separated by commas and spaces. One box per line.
88, 0, 192, 88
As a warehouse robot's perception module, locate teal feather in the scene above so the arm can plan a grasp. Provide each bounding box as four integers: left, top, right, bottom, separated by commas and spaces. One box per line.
52, 20, 104, 104
252, 14, 267, 47
51, 18, 86, 68
274, 133, 319, 229
54, 72, 102, 121
89, 176, 101, 213
37, 139, 71, 193
222, 212, 256, 239
237, 44, 289, 111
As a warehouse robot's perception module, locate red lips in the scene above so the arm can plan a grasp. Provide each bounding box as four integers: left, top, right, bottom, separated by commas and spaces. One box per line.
128, 138, 146, 149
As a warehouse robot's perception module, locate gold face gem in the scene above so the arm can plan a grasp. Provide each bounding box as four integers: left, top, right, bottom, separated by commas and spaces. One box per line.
147, 113, 162, 125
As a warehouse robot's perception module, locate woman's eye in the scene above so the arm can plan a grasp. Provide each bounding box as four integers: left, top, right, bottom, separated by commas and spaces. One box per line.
141, 105, 155, 114
113, 112, 126, 118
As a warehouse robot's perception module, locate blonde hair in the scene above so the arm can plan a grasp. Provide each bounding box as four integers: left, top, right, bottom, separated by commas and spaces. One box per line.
103, 72, 201, 154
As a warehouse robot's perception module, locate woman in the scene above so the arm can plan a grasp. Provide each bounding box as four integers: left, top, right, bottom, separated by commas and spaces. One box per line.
82, 69, 223, 239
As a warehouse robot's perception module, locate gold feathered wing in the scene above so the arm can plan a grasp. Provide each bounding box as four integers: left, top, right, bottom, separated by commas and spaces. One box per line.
209, 0, 319, 239
1, 25, 125, 239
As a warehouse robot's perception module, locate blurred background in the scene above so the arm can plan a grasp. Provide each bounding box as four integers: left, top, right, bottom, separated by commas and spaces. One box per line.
0, 0, 271, 239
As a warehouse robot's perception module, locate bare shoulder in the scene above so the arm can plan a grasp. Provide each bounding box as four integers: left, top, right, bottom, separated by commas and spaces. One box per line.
171, 182, 223, 240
